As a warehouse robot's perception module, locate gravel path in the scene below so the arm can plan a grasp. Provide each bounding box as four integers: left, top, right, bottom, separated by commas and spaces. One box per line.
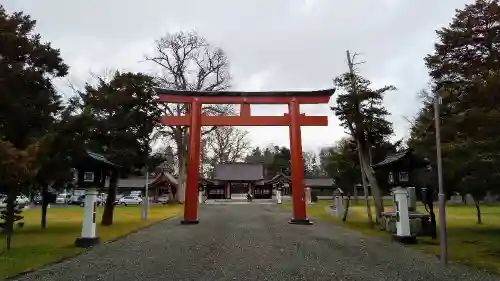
14, 204, 498, 281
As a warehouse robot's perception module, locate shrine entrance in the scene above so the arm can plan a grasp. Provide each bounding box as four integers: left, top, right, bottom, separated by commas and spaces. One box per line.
156, 88, 334, 225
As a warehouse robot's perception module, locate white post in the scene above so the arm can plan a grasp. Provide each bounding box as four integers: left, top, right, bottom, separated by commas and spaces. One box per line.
407, 186, 417, 212
393, 187, 413, 242
276, 189, 282, 204
335, 196, 344, 218
198, 190, 204, 204
435, 90, 448, 265
75, 187, 99, 247
141, 171, 149, 220
305, 187, 312, 204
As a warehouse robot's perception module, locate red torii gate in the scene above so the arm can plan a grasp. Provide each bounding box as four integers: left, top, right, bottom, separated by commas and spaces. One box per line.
156, 88, 335, 225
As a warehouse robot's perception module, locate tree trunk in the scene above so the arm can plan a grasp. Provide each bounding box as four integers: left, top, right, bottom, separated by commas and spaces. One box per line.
358, 142, 384, 223
41, 184, 49, 229
101, 170, 118, 226
174, 132, 188, 203
176, 155, 187, 203
356, 144, 373, 227
427, 201, 437, 239
342, 193, 351, 222
353, 184, 359, 204
475, 200, 482, 224
5, 185, 16, 250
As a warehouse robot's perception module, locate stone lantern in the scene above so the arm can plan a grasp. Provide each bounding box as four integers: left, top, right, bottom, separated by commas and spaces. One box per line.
372, 149, 429, 243
72, 151, 118, 248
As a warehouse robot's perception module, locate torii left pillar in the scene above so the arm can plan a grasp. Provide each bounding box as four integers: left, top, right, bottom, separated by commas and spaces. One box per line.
288, 98, 312, 225
181, 98, 202, 224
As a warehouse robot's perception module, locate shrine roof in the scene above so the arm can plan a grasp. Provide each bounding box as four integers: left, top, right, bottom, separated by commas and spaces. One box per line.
371, 149, 429, 169
86, 151, 118, 167
154, 88, 335, 98
214, 163, 264, 181
264, 172, 335, 187
73, 150, 119, 170
305, 178, 335, 187
371, 150, 409, 168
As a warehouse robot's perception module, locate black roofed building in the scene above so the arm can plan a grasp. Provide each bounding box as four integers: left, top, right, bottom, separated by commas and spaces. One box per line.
204, 163, 272, 199
203, 163, 335, 199
265, 171, 335, 197
104, 172, 178, 202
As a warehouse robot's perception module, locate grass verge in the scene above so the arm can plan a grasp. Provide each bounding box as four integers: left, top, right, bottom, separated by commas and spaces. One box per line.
284, 199, 500, 274
0, 204, 182, 279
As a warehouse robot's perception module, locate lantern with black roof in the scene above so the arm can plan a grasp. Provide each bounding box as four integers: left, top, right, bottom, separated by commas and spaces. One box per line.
72, 151, 119, 248
371, 149, 428, 188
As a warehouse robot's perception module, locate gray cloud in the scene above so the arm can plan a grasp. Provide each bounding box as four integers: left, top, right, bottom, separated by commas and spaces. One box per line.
3, 0, 469, 150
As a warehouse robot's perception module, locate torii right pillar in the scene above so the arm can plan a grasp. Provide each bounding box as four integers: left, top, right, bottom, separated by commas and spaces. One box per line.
288, 98, 312, 225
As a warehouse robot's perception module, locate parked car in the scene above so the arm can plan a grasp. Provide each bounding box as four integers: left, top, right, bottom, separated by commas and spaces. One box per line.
118, 196, 143, 206
34, 195, 43, 205
68, 195, 81, 205
0, 195, 5, 208
130, 191, 142, 198
79, 196, 105, 207
0, 194, 29, 208
16, 195, 29, 206
157, 196, 169, 205
71, 195, 85, 206
55, 194, 70, 204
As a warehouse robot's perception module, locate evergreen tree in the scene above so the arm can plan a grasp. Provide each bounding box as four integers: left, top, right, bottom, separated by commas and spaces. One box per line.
409, 0, 500, 223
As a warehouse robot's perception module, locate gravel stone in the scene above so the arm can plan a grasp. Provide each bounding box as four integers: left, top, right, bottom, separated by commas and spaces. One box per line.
13, 204, 499, 281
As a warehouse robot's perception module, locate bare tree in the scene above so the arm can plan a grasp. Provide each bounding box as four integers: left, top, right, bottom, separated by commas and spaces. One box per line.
206, 126, 251, 164
147, 31, 234, 202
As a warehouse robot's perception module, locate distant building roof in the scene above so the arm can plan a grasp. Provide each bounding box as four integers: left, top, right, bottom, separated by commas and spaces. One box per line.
105, 176, 155, 189
86, 151, 119, 167
371, 150, 409, 168
371, 149, 429, 170
264, 172, 334, 187
214, 163, 264, 181
305, 178, 334, 187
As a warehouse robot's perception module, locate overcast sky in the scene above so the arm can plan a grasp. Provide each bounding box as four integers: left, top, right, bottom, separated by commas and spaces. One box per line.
3, 0, 470, 151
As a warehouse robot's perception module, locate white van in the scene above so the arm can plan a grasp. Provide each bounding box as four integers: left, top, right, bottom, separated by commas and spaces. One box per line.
55, 194, 70, 204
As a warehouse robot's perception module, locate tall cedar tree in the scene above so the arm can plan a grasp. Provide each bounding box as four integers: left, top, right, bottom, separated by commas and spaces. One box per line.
79, 72, 161, 225
0, 6, 68, 239
331, 70, 396, 222
409, 0, 500, 223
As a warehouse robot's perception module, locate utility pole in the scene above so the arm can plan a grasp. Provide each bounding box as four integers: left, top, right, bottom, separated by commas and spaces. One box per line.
434, 90, 448, 265
141, 165, 149, 221
346, 50, 373, 226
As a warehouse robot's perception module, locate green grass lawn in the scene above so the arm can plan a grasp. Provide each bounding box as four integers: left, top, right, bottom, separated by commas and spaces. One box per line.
291, 199, 500, 274
0, 204, 182, 279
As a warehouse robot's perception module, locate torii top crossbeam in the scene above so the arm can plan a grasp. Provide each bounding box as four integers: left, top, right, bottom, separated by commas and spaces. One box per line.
155, 88, 335, 104
156, 87, 335, 127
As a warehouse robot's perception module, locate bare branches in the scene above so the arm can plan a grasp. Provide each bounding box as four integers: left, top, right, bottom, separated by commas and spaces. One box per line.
146, 31, 231, 92
206, 126, 250, 163
147, 31, 235, 143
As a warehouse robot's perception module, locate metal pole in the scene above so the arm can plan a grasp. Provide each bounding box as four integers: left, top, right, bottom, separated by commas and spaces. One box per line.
141, 167, 149, 220
434, 91, 448, 265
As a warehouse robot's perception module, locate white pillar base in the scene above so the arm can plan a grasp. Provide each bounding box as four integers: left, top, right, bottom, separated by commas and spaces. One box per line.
75, 187, 99, 248
276, 190, 282, 204
305, 187, 312, 204
334, 196, 344, 218
393, 187, 412, 238
198, 191, 204, 204
141, 196, 149, 220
